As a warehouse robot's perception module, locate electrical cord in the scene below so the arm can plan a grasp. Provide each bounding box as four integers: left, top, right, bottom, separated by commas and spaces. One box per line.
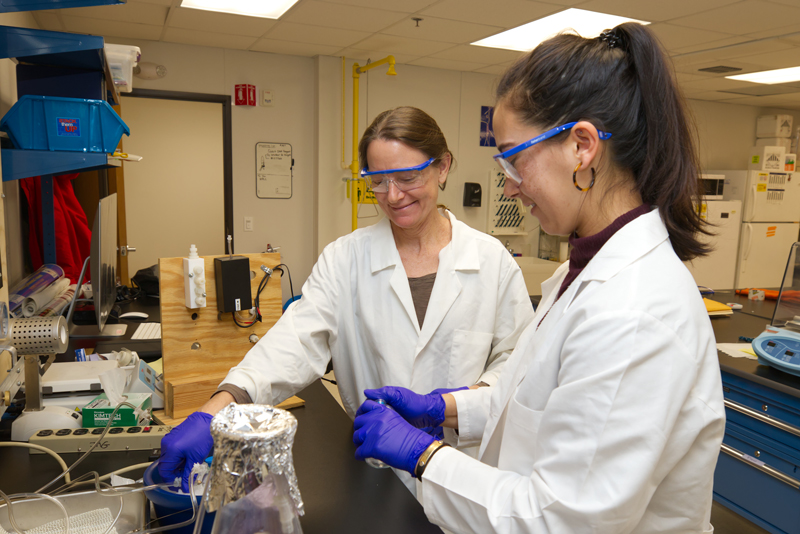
232, 266, 273, 328
0, 443, 71, 484
273, 264, 295, 302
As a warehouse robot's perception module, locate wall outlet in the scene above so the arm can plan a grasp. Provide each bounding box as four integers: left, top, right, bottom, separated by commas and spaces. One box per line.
244, 216, 254, 232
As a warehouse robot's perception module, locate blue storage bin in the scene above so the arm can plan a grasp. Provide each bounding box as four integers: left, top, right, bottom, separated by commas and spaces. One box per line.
0, 94, 129, 153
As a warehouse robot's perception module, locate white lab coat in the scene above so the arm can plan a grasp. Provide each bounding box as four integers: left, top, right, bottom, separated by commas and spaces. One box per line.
223, 208, 533, 414
419, 209, 725, 534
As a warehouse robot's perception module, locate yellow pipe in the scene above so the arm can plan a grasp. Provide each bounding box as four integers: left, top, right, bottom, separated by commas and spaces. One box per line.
341, 56, 346, 169
349, 55, 396, 231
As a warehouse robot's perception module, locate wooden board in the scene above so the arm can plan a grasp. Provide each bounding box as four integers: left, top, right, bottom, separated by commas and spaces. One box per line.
159, 253, 282, 417
153, 396, 305, 427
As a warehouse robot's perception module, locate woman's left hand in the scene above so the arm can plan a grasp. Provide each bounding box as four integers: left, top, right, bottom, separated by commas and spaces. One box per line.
353, 399, 435, 476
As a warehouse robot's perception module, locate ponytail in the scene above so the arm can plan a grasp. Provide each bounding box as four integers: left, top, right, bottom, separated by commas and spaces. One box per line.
496, 23, 709, 261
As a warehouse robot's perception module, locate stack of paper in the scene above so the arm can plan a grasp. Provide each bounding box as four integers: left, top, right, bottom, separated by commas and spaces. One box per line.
704, 298, 733, 316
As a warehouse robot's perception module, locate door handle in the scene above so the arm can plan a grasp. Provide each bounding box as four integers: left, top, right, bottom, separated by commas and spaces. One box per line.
119, 245, 137, 257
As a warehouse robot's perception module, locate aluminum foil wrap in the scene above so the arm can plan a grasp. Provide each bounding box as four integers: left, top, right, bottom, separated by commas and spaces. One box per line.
205, 403, 304, 515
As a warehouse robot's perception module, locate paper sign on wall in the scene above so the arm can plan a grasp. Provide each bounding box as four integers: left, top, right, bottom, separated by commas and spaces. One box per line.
256, 142, 293, 199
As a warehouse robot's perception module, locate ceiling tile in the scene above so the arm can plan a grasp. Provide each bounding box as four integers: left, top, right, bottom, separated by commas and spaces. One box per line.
419, 0, 559, 28
473, 64, 510, 75
686, 91, 755, 102
163, 27, 258, 49
265, 22, 370, 47
681, 77, 761, 92
408, 56, 489, 71
743, 20, 800, 40
669, 0, 800, 35
736, 45, 800, 69
250, 39, 341, 57
283, 1, 408, 32
60, 15, 164, 40
577, 0, 738, 22
670, 35, 750, 56
430, 44, 524, 64
168, 7, 277, 37
314, 0, 436, 12
335, 47, 422, 64
127, 0, 173, 5
353, 33, 454, 56
32, 11, 64, 31
726, 94, 800, 108
381, 15, 503, 44
58, 2, 168, 25
649, 23, 735, 53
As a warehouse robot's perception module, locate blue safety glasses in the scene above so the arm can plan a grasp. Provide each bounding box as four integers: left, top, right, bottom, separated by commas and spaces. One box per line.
493, 122, 612, 184
361, 158, 435, 193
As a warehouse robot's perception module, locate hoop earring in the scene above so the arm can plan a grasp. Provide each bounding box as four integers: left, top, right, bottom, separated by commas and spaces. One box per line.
573, 163, 595, 192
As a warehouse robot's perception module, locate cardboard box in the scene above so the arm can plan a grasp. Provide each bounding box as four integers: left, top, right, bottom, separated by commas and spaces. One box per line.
82, 393, 152, 428
757, 114, 793, 138
749, 145, 786, 171
756, 137, 792, 151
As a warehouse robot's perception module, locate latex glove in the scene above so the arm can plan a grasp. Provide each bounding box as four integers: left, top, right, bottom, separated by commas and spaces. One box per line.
353, 399, 436, 476
363, 386, 466, 428
159, 411, 214, 492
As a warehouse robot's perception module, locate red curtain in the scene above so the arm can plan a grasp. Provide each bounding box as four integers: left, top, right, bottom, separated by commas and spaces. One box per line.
20, 174, 92, 284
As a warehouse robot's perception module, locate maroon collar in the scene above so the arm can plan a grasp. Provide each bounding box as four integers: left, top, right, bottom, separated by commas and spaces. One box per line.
557, 204, 651, 299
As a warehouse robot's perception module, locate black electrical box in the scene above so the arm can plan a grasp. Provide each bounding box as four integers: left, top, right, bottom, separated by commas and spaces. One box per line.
214, 256, 252, 313
463, 182, 482, 207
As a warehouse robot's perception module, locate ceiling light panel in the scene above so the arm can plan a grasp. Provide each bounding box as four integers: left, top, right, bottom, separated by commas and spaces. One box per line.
727, 66, 800, 84
472, 8, 649, 52
180, 0, 299, 19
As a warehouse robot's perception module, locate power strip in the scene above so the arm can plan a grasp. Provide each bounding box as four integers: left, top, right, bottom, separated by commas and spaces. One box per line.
28, 425, 172, 453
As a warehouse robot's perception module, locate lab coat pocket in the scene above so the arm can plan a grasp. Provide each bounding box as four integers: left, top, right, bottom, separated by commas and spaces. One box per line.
449, 330, 494, 386
496, 395, 543, 475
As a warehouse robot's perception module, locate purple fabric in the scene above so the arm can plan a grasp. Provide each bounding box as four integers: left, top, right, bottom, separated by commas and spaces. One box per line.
557, 204, 652, 299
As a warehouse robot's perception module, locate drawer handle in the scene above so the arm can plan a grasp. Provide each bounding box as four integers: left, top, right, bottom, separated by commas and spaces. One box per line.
721, 443, 800, 489
724, 399, 800, 438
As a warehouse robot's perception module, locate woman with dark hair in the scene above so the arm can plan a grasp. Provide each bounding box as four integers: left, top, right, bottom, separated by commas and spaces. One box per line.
354, 24, 725, 532
159, 106, 534, 494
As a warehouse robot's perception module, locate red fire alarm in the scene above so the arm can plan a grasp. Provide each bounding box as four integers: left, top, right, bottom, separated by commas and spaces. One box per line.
234, 84, 256, 106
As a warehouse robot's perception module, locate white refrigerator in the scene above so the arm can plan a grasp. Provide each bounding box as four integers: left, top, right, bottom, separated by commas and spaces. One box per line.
715, 169, 800, 289
684, 200, 741, 290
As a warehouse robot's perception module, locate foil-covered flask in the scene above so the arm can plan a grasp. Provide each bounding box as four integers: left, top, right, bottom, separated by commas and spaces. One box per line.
204, 404, 304, 534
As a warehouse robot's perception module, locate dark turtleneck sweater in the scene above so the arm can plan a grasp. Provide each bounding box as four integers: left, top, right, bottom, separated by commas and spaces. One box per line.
557, 203, 652, 299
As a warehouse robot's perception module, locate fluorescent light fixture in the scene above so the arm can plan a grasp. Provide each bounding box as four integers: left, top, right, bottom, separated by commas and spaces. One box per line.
472, 8, 649, 52
180, 0, 299, 19
726, 66, 800, 85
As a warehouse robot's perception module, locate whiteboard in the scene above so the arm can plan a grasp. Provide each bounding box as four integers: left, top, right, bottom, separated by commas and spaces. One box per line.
256, 142, 293, 199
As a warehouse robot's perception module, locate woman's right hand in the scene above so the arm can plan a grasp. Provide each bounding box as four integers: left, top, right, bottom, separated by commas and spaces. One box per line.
362, 386, 456, 428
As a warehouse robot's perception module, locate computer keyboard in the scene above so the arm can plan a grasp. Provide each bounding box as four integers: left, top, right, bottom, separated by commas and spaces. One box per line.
131, 322, 161, 340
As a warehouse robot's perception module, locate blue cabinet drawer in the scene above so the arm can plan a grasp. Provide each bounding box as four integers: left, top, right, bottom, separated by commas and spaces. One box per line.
715, 443, 800, 534
723, 372, 800, 448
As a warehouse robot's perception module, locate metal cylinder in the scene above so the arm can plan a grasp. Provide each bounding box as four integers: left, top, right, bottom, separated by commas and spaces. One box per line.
9, 316, 68, 355
205, 404, 304, 517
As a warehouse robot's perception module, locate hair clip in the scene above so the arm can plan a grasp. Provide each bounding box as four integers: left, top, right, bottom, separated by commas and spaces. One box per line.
599, 29, 622, 49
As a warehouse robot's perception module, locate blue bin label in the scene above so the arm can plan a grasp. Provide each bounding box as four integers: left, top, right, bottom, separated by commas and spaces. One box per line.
57, 118, 80, 137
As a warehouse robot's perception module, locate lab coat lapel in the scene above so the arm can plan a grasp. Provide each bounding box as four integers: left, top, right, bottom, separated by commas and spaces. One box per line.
478, 209, 669, 461
370, 218, 420, 334
416, 213, 476, 355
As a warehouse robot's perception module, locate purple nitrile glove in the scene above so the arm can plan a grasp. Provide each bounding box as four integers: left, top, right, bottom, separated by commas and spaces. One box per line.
430, 386, 470, 396
363, 386, 462, 429
158, 411, 214, 493
353, 399, 436, 476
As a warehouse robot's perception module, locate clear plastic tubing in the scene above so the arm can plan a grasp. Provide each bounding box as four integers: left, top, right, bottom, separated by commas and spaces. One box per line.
365, 399, 391, 469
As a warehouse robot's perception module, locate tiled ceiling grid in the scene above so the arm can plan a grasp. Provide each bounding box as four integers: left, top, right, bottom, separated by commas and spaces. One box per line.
30, 0, 800, 110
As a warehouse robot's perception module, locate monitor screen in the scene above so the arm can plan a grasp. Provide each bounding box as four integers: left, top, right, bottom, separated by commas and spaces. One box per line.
91, 193, 118, 332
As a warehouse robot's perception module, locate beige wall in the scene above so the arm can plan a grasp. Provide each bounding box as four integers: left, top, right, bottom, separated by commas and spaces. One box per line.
4, 27, 800, 300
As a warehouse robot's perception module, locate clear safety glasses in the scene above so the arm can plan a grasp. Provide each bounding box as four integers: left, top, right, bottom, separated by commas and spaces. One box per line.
493, 122, 612, 184
360, 158, 435, 193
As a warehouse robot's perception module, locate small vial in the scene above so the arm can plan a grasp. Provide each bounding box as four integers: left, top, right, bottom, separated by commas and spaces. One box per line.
366, 399, 391, 469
